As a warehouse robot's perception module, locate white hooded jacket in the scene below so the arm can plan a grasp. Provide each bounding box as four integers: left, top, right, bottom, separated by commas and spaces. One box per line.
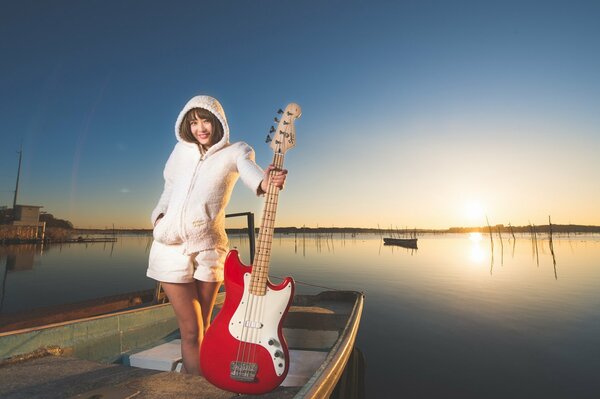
151, 96, 264, 255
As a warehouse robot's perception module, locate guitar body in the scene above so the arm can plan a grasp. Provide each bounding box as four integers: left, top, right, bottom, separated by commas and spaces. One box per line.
200, 249, 295, 394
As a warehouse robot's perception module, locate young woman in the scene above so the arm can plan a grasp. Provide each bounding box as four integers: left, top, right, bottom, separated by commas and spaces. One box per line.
147, 95, 287, 375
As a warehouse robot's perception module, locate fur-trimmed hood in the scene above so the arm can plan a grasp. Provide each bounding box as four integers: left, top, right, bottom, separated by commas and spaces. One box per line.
174, 95, 230, 155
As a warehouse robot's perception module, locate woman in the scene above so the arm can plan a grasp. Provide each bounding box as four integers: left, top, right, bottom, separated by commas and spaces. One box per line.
147, 95, 287, 375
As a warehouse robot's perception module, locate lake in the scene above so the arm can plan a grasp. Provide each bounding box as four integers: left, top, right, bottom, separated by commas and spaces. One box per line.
1, 232, 599, 398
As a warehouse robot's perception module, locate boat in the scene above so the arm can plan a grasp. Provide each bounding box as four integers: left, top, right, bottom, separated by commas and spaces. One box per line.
383, 237, 418, 249
0, 289, 364, 398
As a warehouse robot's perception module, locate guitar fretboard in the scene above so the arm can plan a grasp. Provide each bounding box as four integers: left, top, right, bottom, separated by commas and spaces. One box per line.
250, 152, 285, 296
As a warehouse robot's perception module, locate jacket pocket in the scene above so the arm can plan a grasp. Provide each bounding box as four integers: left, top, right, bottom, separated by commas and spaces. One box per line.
153, 215, 183, 245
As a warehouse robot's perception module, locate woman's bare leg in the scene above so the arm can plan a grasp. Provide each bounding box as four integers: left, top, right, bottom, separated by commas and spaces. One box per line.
195, 280, 223, 334
161, 282, 203, 375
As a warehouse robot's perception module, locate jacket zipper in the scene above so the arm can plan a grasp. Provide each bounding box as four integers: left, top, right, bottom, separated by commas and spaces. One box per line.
180, 153, 204, 242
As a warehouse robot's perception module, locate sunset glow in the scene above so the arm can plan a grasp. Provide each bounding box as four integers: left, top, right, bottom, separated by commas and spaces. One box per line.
1, 2, 599, 229
464, 202, 485, 224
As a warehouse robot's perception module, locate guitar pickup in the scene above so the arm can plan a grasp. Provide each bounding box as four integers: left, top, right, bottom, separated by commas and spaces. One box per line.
244, 320, 263, 329
230, 361, 258, 382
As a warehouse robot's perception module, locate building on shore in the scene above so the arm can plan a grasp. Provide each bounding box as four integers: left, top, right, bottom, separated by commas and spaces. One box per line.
0, 205, 46, 241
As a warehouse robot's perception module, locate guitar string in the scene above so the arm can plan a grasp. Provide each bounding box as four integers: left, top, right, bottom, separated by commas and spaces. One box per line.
249, 292, 262, 375
236, 284, 252, 372
246, 150, 281, 371
249, 165, 278, 368
249, 294, 262, 369
232, 127, 288, 378
240, 259, 267, 372
234, 164, 276, 373
252, 295, 266, 372
244, 292, 257, 370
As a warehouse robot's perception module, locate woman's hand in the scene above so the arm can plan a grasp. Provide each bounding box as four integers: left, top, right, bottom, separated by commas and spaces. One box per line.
260, 164, 288, 193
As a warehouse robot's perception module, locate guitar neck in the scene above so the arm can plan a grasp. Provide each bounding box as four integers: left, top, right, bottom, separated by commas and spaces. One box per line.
250, 152, 285, 296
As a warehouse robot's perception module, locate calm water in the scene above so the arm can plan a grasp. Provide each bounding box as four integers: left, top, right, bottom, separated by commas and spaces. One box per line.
2, 233, 600, 398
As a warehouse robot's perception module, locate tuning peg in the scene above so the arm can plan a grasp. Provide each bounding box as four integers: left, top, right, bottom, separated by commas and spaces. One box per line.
269, 126, 275, 133
265, 135, 272, 143
283, 121, 289, 125
274, 117, 280, 123
277, 109, 284, 114
286, 111, 293, 116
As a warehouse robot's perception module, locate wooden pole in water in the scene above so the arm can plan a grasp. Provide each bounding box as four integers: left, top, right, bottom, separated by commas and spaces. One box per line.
532, 223, 540, 267
497, 226, 504, 249
486, 216, 494, 251
549, 215, 557, 279
486, 216, 494, 275
302, 225, 306, 257
497, 226, 504, 266
509, 222, 516, 241
13, 145, 23, 209
529, 222, 534, 258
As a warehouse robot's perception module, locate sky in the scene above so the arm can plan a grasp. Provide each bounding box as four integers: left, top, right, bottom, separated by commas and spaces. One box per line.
1, 0, 599, 229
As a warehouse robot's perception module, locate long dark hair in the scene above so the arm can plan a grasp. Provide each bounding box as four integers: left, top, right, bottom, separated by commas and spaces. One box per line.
180, 108, 224, 147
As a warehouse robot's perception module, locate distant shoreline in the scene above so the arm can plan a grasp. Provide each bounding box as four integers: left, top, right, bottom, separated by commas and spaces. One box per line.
72, 224, 600, 235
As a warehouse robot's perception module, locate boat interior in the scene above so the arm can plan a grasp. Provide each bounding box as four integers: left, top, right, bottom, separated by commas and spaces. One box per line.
0, 290, 364, 398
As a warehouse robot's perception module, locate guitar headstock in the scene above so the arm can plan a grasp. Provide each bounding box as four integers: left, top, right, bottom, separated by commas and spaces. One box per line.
266, 103, 301, 154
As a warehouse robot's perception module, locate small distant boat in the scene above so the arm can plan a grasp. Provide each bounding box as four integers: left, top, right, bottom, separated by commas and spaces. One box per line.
383, 237, 418, 249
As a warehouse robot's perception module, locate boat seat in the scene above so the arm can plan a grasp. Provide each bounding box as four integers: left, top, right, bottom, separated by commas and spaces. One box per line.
128, 339, 182, 372
284, 328, 339, 350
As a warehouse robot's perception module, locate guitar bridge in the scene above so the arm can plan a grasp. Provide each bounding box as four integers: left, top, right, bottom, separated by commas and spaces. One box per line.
230, 361, 258, 382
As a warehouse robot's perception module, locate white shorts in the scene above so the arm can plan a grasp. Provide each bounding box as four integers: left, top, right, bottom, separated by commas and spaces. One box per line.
146, 240, 227, 283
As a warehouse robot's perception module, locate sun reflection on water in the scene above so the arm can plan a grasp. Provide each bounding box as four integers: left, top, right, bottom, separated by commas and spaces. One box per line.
469, 232, 485, 264
469, 232, 483, 242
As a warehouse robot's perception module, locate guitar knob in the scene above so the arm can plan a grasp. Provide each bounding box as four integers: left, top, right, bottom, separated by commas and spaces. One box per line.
268, 339, 275, 346
274, 350, 283, 358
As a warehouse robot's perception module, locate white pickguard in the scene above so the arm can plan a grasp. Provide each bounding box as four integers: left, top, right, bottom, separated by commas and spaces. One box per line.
228, 273, 293, 376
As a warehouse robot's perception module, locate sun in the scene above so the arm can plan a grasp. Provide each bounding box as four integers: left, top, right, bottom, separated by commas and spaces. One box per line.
464, 201, 485, 223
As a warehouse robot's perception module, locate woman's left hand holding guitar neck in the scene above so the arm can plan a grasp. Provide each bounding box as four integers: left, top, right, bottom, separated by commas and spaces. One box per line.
260, 164, 288, 193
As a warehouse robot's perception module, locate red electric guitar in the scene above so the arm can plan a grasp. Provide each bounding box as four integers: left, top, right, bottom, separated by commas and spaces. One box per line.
200, 103, 301, 394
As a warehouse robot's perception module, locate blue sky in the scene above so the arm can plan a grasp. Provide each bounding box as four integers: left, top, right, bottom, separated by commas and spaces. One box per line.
1, 0, 599, 228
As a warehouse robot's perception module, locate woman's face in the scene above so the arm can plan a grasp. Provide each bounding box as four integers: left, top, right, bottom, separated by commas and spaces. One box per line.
190, 116, 214, 147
